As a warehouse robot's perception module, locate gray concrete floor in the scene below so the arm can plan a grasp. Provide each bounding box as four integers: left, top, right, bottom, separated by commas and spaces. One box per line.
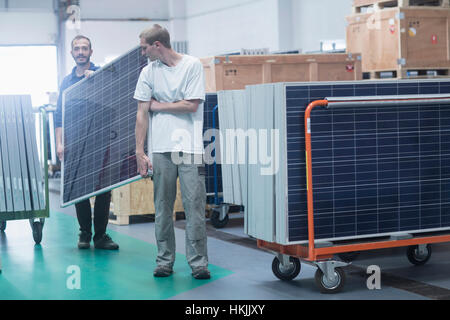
46, 178, 450, 300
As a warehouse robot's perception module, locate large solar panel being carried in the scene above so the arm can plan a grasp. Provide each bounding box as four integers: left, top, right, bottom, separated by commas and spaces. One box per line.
61, 47, 148, 207
221, 79, 450, 245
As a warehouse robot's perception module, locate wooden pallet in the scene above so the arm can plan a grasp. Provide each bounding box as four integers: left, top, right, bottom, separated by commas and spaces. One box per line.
346, 7, 450, 73
352, 0, 449, 12
200, 53, 362, 93
107, 178, 185, 226
364, 67, 450, 79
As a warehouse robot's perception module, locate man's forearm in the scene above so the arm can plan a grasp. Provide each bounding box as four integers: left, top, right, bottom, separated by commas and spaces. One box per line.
151, 99, 200, 114
135, 104, 149, 154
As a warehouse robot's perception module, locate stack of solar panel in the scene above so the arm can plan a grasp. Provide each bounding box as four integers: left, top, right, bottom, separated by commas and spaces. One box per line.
220, 79, 450, 245
0, 95, 46, 215
217, 90, 248, 207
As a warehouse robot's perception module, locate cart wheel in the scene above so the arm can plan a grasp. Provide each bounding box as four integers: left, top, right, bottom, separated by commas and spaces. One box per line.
210, 210, 229, 229
272, 256, 301, 281
407, 244, 432, 266
338, 251, 360, 262
0, 221, 6, 232
315, 267, 346, 294
32, 221, 43, 244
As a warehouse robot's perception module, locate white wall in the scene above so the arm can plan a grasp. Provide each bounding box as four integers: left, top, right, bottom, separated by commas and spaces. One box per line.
79, 0, 169, 19
168, 0, 187, 42
183, 0, 353, 57
63, 20, 170, 76
184, 0, 280, 57
0, 0, 54, 10
0, 11, 58, 45
292, 0, 353, 53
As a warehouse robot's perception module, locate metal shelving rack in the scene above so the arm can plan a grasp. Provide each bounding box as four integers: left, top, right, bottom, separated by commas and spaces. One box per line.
0, 107, 50, 273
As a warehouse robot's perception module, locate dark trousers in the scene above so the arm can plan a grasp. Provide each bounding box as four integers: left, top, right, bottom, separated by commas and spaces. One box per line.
75, 191, 111, 242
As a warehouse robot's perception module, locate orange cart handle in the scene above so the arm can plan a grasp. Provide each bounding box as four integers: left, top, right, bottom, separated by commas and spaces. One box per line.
304, 100, 328, 259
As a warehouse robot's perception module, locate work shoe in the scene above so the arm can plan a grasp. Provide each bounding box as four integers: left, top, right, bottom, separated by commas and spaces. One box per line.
78, 231, 92, 249
94, 234, 119, 250
192, 267, 211, 280
153, 265, 173, 277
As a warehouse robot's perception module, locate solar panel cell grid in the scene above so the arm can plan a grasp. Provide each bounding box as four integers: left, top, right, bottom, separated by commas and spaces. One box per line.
63, 51, 220, 207
62, 47, 147, 206
203, 94, 222, 199
285, 80, 450, 243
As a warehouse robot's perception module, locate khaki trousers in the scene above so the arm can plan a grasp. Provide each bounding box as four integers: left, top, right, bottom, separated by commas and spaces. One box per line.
152, 152, 208, 269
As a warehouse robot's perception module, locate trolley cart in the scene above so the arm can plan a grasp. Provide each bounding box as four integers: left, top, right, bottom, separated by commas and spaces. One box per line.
0, 106, 49, 273
258, 95, 450, 293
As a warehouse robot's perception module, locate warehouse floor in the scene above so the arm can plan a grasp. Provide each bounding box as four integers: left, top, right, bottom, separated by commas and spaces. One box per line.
1, 179, 450, 300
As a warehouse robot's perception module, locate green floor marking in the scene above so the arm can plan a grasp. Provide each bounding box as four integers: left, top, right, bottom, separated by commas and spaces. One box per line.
0, 211, 233, 300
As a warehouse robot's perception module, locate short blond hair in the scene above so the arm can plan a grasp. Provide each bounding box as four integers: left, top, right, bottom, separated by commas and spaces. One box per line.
140, 24, 171, 49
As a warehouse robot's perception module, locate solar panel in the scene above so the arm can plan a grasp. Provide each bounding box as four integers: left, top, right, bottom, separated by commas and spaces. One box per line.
287, 80, 450, 243
203, 93, 223, 202
0, 95, 45, 213
21, 95, 46, 210
242, 79, 450, 244
61, 47, 148, 207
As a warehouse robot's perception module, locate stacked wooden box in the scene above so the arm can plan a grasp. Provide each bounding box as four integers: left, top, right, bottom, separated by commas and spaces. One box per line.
200, 53, 362, 93
109, 178, 184, 225
346, 0, 450, 79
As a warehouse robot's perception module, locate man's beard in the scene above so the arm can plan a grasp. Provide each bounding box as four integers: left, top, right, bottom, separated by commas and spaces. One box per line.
75, 56, 90, 66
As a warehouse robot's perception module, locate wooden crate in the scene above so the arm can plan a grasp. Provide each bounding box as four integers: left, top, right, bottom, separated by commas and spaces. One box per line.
200, 53, 362, 93
346, 7, 450, 78
352, 0, 450, 13
109, 178, 184, 225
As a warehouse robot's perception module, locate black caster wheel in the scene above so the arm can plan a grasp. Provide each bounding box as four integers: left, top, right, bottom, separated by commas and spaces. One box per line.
32, 221, 43, 244
272, 256, 301, 281
210, 210, 229, 228
338, 251, 360, 262
407, 244, 432, 266
0, 221, 6, 232
315, 267, 346, 294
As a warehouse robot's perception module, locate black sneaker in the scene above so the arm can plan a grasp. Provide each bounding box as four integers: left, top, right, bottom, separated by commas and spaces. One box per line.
192, 267, 211, 280
153, 265, 173, 277
78, 231, 92, 249
94, 234, 119, 250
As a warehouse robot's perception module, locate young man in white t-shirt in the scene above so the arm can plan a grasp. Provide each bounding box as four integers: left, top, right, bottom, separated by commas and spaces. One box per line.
134, 24, 210, 280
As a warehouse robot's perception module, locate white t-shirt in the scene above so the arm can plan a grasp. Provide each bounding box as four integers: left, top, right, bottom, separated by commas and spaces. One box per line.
134, 55, 205, 154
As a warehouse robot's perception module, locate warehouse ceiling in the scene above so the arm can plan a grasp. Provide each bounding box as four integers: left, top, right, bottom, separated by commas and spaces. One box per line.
0, 0, 170, 20
78, 0, 169, 20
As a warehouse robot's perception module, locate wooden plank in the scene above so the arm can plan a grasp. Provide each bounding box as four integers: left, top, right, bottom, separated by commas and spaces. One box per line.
353, 0, 448, 11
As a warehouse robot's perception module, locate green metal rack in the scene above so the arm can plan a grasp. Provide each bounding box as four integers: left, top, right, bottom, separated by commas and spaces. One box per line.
0, 108, 50, 273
